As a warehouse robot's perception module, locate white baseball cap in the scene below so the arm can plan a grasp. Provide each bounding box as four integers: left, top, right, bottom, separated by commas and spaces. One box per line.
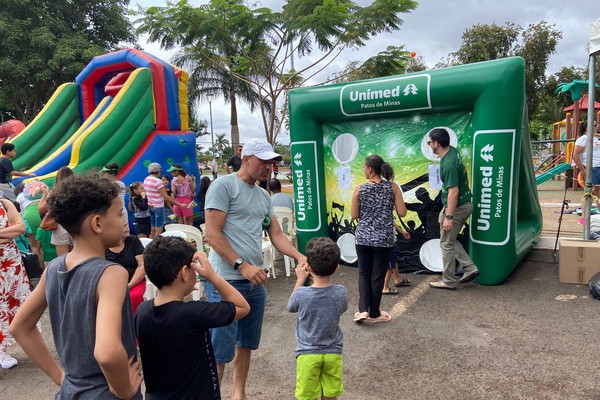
241, 138, 282, 161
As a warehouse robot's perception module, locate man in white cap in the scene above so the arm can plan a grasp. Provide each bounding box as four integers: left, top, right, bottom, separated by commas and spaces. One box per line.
143, 162, 185, 238
205, 138, 307, 399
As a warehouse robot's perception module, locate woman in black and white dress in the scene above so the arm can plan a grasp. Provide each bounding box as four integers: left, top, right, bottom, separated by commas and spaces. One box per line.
351, 155, 407, 323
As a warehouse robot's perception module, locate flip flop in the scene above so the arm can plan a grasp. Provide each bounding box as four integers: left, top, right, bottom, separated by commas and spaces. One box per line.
382, 288, 398, 295
368, 311, 392, 323
394, 278, 412, 287
353, 311, 368, 323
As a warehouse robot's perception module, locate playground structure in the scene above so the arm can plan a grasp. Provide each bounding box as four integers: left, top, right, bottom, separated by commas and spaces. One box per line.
8, 49, 199, 208
288, 57, 542, 285
534, 99, 600, 187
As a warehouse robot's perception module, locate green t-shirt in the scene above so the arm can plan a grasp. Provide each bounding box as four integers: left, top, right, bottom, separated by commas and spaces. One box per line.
440, 146, 471, 207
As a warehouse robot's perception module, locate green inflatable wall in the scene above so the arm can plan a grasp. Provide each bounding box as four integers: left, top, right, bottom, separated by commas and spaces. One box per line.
288, 57, 542, 285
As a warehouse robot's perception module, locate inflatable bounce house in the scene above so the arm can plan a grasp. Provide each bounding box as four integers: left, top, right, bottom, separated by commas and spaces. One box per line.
9, 49, 199, 202
288, 57, 542, 285
0, 120, 26, 145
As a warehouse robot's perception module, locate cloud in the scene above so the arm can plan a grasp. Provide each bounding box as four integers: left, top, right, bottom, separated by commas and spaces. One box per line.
133, 0, 599, 142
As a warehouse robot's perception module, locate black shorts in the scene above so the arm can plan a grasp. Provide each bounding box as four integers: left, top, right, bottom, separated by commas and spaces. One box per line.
133, 218, 151, 236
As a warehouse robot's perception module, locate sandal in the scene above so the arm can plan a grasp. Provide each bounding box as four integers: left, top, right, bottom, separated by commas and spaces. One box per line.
368, 311, 392, 323
382, 288, 398, 295
353, 311, 368, 323
394, 278, 412, 287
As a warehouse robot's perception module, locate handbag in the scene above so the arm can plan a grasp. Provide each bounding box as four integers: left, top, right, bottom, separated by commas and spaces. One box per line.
17, 236, 42, 280
20, 251, 43, 280
40, 212, 58, 231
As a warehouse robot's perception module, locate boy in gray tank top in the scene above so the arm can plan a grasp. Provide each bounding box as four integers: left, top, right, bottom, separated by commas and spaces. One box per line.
287, 237, 348, 400
10, 175, 143, 399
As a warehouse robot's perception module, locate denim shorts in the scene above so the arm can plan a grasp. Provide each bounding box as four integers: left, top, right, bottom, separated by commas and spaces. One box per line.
149, 207, 165, 228
205, 280, 267, 364
592, 167, 600, 185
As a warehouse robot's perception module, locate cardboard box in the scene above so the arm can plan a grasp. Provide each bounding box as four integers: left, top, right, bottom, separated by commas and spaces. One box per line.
559, 240, 600, 284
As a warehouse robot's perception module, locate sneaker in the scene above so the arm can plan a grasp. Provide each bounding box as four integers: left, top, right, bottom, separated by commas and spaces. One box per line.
429, 280, 457, 290
0, 352, 18, 369
459, 268, 480, 283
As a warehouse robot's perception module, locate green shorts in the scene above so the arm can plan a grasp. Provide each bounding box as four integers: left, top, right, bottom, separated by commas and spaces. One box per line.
295, 353, 343, 400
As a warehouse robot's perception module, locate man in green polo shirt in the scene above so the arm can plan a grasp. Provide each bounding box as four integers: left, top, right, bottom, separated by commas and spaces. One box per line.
427, 128, 479, 290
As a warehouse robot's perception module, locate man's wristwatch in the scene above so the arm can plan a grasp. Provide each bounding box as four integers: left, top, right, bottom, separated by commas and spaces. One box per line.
445, 214, 454, 220
233, 257, 244, 270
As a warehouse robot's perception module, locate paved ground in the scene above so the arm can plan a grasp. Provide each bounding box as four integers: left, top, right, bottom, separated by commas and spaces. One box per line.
2, 248, 600, 399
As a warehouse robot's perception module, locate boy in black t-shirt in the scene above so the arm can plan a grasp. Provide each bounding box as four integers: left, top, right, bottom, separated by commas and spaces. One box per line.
135, 236, 250, 399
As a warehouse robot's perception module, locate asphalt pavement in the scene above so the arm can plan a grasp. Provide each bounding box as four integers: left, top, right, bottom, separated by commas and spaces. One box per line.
2, 247, 599, 399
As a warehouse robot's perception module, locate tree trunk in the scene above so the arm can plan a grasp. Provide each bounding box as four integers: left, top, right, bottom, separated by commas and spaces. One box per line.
230, 89, 240, 148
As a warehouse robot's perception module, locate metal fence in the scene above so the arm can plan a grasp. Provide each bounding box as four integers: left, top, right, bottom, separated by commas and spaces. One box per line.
531, 139, 583, 238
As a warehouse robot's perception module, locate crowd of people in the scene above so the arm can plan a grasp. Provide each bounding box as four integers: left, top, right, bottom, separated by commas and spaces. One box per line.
0, 130, 480, 399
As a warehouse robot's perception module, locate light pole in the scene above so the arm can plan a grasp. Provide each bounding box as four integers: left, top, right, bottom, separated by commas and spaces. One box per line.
207, 93, 214, 157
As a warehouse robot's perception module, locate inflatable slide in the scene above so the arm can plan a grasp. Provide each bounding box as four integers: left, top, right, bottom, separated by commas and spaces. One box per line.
9, 49, 199, 195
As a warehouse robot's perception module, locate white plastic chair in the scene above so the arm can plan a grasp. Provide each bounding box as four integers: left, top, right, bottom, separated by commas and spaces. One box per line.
163, 225, 205, 300
139, 237, 157, 300
261, 238, 276, 278
160, 230, 187, 239
272, 206, 297, 276
164, 224, 203, 249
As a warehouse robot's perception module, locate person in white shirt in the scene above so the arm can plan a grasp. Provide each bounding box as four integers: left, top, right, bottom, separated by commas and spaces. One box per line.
572, 122, 600, 205
211, 156, 219, 180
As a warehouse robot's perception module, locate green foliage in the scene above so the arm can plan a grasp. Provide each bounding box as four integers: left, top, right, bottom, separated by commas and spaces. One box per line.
137, 0, 418, 144
445, 21, 562, 119
0, 0, 135, 123
332, 46, 415, 82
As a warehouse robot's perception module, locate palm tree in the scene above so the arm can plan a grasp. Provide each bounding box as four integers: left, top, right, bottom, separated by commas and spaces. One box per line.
137, 0, 268, 149
214, 133, 230, 155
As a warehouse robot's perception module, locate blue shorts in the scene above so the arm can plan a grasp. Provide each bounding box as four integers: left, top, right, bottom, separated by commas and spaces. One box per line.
592, 167, 600, 185
205, 280, 267, 364
149, 207, 165, 228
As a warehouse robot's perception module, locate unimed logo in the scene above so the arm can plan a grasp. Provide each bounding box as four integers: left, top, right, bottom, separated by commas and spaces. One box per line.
471, 130, 515, 246
339, 74, 431, 116
290, 141, 322, 232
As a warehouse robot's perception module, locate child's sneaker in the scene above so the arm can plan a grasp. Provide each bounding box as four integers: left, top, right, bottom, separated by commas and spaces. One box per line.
0, 352, 18, 369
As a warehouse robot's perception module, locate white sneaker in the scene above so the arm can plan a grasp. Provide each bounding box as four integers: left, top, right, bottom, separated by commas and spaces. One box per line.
0, 352, 18, 369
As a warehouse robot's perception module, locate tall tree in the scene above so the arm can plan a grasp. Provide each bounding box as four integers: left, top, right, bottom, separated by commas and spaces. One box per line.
332, 46, 424, 83
137, 0, 418, 144
0, 0, 136, 124
445, 21, 561, 119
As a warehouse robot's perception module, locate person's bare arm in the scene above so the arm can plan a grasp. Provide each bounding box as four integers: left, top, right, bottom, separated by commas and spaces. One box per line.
128, 255, 145, 289
205, 209, 268, 285
38, 188, 49, 215
392, 182, 407, 218
12, 171, 36, 177
10, 271, 64, 386
0, 199, 26, 239
291, 264, 310, 295
192, 252, 250, 320
95, 265, 143, 399
573, 145, 586, 173
158, 186, 184, 208
350, 186, 360, 220
266, 216, 306, 265
189, 175, 196, 194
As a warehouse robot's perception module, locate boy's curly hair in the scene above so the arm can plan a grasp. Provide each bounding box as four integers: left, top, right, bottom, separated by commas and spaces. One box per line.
306, 237, 340, 277
47, 174, 119, 237
143, 236, 196, 288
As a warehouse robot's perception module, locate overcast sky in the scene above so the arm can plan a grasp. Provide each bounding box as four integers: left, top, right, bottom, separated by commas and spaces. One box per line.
133, 0, 599, 147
